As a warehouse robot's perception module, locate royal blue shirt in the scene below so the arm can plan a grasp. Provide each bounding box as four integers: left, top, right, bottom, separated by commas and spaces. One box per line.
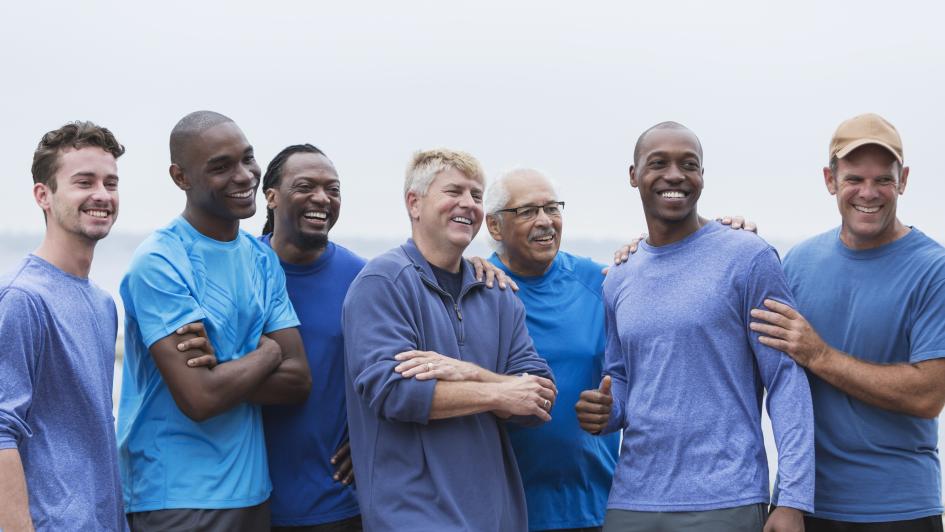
260, 238, 364, 526
118, 217, 299, 512
0, 256, 127, 531
603, 222, 815, 513
782, 227, 945, 522
489, 251, 618, 530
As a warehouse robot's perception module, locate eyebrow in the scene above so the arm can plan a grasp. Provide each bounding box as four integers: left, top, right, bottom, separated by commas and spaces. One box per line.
70, 171, 119, 179
645, 150, 700, 160
205, 146, 254, 167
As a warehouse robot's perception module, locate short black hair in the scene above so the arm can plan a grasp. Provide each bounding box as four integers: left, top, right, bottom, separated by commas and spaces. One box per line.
169, 110, 233, 166
633, 121, 702, 167
261, 144, 330, 236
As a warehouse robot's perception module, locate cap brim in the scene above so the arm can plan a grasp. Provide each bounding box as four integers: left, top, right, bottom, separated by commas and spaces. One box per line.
836, 139, 903, 163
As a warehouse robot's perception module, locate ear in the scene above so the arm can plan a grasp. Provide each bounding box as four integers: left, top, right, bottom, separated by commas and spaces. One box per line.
486, 214, 503, 242
898, 166, 910, 195
823, 167, 837, 195
169, 164, 189, 191
265, 187, 278, 210
629, 165, 639, 188
406, 191, 422, 221
33, 182, 52, 211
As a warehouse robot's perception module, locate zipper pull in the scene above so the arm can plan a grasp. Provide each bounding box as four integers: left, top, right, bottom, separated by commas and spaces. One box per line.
453, 302, 463, 321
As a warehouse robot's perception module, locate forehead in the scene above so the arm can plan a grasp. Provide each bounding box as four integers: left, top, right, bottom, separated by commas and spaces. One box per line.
282, 152, 338, 183
837, 144, 899, 174
505, 173, 557, 205
639, 128, 702, 161
56, 146, 118, 177
192, 121, 250, 162
431, 166, 484, 190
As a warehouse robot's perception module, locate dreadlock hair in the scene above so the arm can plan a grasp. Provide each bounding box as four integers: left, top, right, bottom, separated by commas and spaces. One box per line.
261, 143, 328, 236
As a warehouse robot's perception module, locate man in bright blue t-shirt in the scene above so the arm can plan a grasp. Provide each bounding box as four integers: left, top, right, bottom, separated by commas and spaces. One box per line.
484, 168, 619, 532
750, 113, 945, 531
118, 111, 312, 531
258, 143, 365, 531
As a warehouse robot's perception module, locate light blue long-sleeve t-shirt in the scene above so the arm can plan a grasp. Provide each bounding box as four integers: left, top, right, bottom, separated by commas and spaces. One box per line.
342, 239, 554, 531
602, 222, 815, 513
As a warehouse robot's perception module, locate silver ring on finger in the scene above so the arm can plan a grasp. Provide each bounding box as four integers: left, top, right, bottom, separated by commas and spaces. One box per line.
543, 399, 551, 410
427, 362, 434, 371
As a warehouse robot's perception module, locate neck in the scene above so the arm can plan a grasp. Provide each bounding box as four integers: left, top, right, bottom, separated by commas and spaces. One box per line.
497, 252, 553, 277
644, 212, 707, 247
840, 219, 910, 250
182, 207, 239, 242
270, 232, 327, 265
412, 232, 463, 273
34, 229, 96, 278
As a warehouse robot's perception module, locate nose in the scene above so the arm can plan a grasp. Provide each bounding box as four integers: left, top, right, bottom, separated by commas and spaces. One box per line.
458, 189, 476, 207
663, 164, 685, 184
309, 187, 330, 205
533, 207, 553, 226
90, 181, 113, 203
857, 180, 881, 201
235, 162, 256, 185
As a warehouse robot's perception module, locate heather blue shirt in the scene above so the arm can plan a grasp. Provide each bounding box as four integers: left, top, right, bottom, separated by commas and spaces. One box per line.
260, 237, 364, 526
118, 217, 299, 512
343, 239, 554, 531
782, 227, 945, 522
489, 251, 619, 530
0, 255, 127, 531
603, 222, 814, 513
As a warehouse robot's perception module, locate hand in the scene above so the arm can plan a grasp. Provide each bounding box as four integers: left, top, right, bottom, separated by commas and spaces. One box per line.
468, 256, 519, 291
393, 350, 486, 381
176, 322, 217, 369
492, 374, 558, 422
750, 299, 831, 368
717, 215, 758, 233
257, 334, 284, 362
330, 440, 355, 485
609, 233, 646, 269
575, 376, 613, 434
764, 506, 804, 532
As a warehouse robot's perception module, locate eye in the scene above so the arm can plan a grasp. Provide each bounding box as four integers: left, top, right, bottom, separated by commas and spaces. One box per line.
683, 161, 700, 170
243, 155, 255, 164
328, 185, 341, 195
648, 159, 665, 168
105, 179, 119, 190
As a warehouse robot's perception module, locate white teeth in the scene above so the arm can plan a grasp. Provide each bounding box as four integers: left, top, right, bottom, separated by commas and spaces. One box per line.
228, 190, 252, 199
452, 217, 472, 225
85, 210, 109, 218
533, 234, 554, 242
660, 191, 685, 199
853, 205, 880, 213
304, 211, 328, 220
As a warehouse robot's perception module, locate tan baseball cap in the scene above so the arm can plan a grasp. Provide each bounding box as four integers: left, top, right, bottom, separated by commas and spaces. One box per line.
829, 113, 903, 163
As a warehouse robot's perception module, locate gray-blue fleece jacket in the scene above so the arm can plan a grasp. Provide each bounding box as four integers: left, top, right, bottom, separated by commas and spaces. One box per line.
342, 239, 554, 531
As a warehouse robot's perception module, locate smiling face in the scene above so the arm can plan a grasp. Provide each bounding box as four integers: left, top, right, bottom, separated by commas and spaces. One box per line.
172, 121, 261, 237
825, 144, 908, 249
630, 127, 704, 227
408, 166, 484, 260
266, 152, 340, 250
36, 146, 119, 243
486, 172, 562, 276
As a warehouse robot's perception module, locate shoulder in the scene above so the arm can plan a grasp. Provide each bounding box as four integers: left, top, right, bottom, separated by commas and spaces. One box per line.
783, 228, 837, 264
128, 226, 188, 270
557, 250, 606, 292
332, 242, 369, 270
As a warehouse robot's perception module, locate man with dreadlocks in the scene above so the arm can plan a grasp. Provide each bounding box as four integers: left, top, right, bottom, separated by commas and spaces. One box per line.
117, 111, 311, 531
258, 144, 365, 531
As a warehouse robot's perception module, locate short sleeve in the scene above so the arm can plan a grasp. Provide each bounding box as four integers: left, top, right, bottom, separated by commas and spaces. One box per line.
0, 289, 44, 448
909, 278, 945, 363
121, 251, 206, 348
262, 254, 300, 334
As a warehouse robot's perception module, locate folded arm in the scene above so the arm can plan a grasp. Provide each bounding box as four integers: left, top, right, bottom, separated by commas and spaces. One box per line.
247, 327, 311, 405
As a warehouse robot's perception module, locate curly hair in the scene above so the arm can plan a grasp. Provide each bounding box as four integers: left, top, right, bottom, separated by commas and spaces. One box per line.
32, 121, 125, 191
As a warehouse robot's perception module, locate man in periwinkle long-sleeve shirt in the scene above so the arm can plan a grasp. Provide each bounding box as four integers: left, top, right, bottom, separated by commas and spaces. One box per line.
576, 122, 814, 532
343, 148, 556, 531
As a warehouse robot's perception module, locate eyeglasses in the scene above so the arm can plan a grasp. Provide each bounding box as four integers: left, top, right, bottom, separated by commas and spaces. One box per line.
494, 201, 565, 221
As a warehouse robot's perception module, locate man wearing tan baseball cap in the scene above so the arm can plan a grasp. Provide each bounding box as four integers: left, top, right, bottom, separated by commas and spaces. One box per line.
750, 113, 945, 531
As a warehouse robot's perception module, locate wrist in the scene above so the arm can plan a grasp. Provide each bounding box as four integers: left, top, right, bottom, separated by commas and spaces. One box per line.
806, 345, 833, 372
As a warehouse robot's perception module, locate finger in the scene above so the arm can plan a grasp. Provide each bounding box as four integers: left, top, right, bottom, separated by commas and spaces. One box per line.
757, 335, 790, 352
731, 215, 745, 229
745, 221, 758, 233
749, 321, 790, 339
176, 322, 207, 336
749, 308, 790, 327
506, 277, 518, 292
579, 422, 605, 433
341, 469, 355, 485
471, 257, 485, 282
532, 405, 552, 422
537, 387, 556, 402
578, 390, 613, 406
599, 375, 612, 396
762, 298, 798, 317
334, 456, 353, 479
187, 354, 216, 368
393, 357, 428, 373
177, 337, 212, 353
399, 362, 435, 378
718, 216, 732, 225
577, 411, 610, 424
331, 445, 350, 463
394, 350, 426, 362
576, 397, 612, 413
601, 266, 610, 276
485, 266, 496, 288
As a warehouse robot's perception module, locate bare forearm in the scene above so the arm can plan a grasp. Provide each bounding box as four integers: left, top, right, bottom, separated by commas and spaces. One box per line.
0, 449, 34, 532
810, 348, 944, 418
183, 346, 281, 420
429, 381, 499, 420
248, 357, 311, 405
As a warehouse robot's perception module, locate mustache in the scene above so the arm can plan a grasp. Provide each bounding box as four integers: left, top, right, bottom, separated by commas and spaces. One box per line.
529, 229, 556, 241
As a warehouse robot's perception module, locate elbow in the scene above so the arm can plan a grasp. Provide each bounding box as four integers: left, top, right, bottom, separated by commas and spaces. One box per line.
174, 391, 219, 423
912, 396, 945, 420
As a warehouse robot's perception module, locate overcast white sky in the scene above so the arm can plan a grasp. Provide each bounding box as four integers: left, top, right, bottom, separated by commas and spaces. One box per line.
3, 0, 944, 245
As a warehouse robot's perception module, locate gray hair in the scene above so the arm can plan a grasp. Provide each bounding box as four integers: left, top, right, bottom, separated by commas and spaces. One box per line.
485, 167, 559, 253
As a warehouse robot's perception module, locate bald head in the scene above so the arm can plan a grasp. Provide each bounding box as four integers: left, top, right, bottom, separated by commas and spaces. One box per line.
169, 110, 234, 167
633, 121, 703, 167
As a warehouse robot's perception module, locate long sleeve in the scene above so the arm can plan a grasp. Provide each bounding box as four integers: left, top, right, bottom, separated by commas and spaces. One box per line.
0, 289, 43, 449
601, 277, 627, 436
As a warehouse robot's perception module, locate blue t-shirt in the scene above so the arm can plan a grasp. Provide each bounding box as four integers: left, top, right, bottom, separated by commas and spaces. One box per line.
0, 256, 127, 531
782, 227, 945, 522
117, 216, 299, 512
260, 238, 365, 526
603, 222, 815, 512
489, 251, 619, 530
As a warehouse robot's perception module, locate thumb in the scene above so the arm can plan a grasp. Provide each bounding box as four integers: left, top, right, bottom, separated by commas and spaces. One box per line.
598, 375, 612, 396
